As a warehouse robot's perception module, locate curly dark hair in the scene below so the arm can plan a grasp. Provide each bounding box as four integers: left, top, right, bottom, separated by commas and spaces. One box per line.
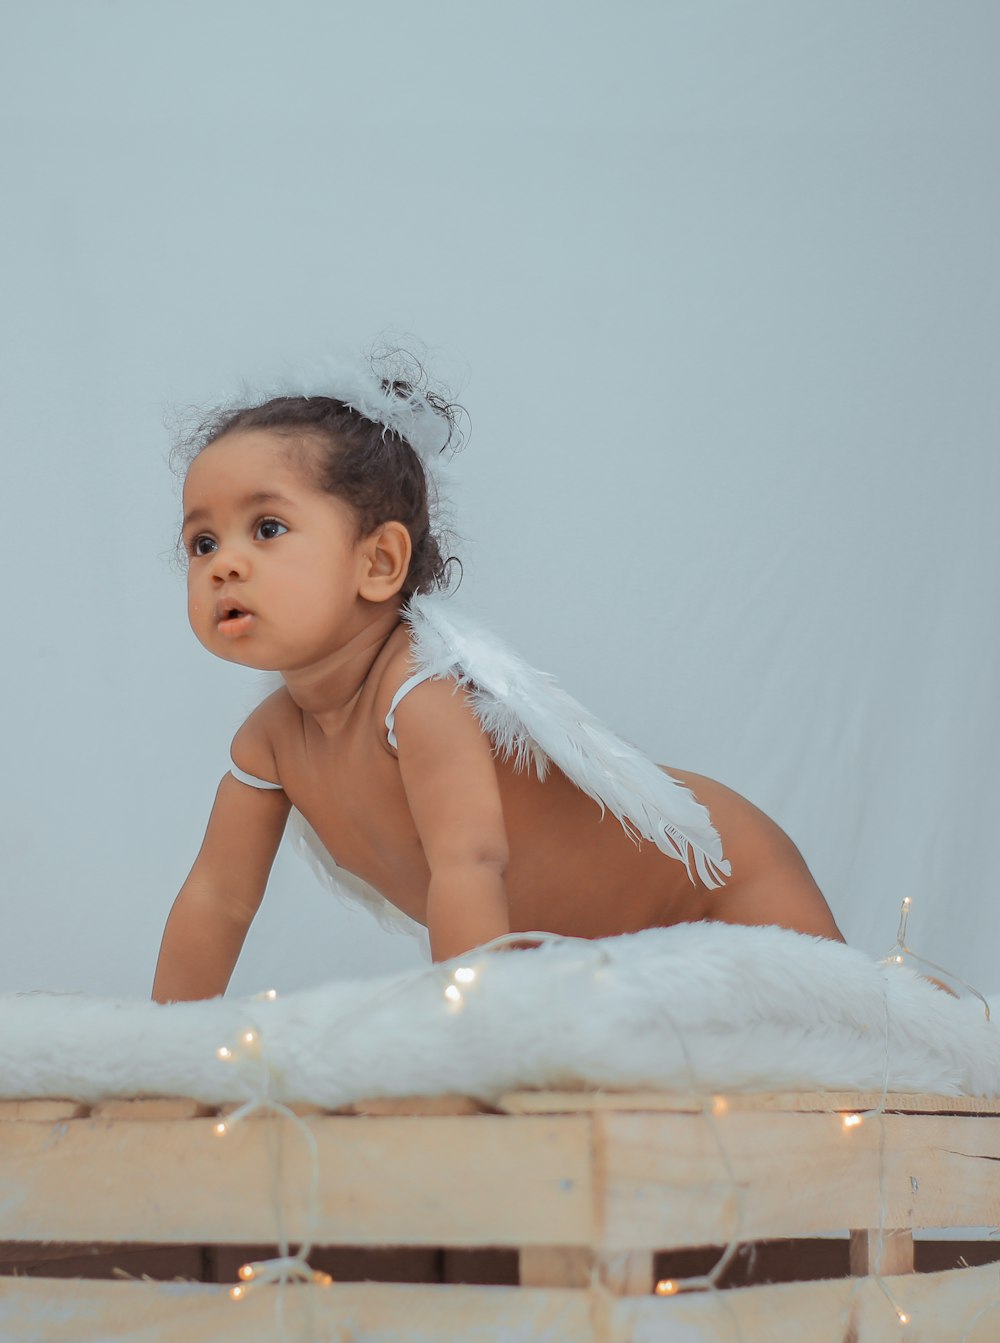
170, 361, 465, 600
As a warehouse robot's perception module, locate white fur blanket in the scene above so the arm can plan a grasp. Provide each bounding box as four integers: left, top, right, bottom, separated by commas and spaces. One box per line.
2, 925, 997, 1106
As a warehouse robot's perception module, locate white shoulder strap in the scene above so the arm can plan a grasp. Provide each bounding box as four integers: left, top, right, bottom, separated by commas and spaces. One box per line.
384, 669, 439, 749
229, 761, 283, 790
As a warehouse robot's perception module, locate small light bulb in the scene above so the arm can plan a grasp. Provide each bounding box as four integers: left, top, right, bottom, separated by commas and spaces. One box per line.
313, 1270, 334, 1286
655, 1279, 679, 1296
902, 898, 912, 908
261, 988, 278, 1000
842, 1113, 863, 1130
453, 967, 476, 984
216, 1046, 233, 1061
711, 1095, 729, 1117
444, 984, 462, 1003
894, 955, 905, 964
229, 1284, 245, 1301
238, 1263, 255, 1281
897, 1309, 910, 1324
214, 1121, 228, 1137
242, 1029, 258, 1046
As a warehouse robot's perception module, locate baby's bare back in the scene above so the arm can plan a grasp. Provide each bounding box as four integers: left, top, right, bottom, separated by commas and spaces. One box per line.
262, 657, 843, 945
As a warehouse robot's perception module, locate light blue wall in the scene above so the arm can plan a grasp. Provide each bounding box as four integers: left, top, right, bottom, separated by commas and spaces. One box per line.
2, 1, 996, 996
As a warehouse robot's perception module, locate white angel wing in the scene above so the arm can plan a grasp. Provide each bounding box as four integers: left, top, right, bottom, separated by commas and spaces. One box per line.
403, 594, 731, 889
286, 808, 432, 958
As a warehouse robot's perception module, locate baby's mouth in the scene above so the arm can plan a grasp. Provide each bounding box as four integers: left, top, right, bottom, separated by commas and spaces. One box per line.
215, 600, 254, 636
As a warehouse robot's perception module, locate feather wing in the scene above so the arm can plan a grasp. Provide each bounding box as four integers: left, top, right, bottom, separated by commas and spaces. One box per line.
286, 808, 432, 957
404, 595, 731, 889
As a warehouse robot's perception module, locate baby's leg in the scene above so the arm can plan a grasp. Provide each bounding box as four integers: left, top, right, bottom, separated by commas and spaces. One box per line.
667, 768, 845, 941
708, 863, 845, 941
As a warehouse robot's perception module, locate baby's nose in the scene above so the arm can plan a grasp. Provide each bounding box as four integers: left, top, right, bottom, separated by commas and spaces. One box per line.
210, 545, 249, 579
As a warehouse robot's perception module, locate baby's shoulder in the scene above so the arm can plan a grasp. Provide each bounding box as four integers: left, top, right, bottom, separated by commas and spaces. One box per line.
231, 687, 295, 780
368, 623, 424, 745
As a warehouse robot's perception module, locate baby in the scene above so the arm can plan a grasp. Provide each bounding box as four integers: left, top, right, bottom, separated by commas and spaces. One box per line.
152, 357, 843, 1002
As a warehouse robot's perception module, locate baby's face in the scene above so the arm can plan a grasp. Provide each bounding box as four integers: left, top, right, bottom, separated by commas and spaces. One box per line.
182, 429, 371, 670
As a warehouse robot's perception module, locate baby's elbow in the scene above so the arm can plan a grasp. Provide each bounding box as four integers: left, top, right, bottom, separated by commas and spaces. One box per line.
437, 848, 509, 881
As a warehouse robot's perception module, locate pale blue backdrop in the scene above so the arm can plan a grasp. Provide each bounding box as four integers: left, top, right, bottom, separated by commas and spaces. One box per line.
1, 1, 996, 997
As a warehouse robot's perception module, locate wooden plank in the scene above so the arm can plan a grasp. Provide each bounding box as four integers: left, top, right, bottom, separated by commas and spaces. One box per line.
0, 1100, 89, 1121
655, 1262, 1000, 1342
4, 1108, 1000, 1252
90, 1099, 215, 1121
518, 1248, 654, 1295
519, 1247, 592, 1288
849, 1228, 914, 1276
498, 1089, 1000, 1115
598, 1251, 656, 1297
0, 1114, 592, 1247
0, 1278, 593, 1343
594, 1110, 1000, 1250
1, 1262, 999, 1343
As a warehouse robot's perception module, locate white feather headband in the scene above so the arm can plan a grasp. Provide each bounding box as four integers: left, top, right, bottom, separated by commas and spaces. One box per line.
253, 351, 455, 476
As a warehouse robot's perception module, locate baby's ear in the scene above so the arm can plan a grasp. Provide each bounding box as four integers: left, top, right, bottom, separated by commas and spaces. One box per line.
359, 521, 412, 603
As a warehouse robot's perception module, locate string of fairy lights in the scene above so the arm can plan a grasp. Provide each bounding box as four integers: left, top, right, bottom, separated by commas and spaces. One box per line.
207, 903, 997, 1338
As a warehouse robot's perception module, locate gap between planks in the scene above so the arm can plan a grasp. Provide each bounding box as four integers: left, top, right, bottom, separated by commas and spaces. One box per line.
495, 1089, 1000, 1115
3, 1090, 1000, 1124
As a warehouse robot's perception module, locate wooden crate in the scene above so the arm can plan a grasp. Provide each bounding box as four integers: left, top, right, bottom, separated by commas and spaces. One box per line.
3, 1090, 1000, 1341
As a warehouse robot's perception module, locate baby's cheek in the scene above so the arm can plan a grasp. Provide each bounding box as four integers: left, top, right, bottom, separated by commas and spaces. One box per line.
187, 592, 211, 632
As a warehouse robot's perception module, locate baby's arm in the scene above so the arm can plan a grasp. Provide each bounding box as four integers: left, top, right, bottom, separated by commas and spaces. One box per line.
391, 675, 511, 963
152, 718, 290, 1002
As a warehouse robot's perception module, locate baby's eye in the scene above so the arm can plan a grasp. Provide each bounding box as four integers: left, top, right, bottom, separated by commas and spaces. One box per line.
255, 517, 288, 541
190, 535, 217, 557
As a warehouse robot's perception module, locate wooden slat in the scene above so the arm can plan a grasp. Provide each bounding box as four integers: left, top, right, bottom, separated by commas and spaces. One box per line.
594, 1110, 1000, 1250
0, 1100, 89, 1121
519, 1248, 655, 1295
1, 1263, 999, 1343
0, 1279, 588, 1343
0, 1113, 592, 1247
598, 1251, 656, 1297
519, 1247, 592, 1288
661, 1262, 1000, 1341
849, 1228, 914, 1276
497, 1089, 1000, 1115
4, 1108, 1000, 1251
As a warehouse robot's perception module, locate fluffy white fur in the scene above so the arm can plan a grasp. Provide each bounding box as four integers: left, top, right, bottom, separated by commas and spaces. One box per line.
258, 350, 452, 467
2, 925, 997, 1106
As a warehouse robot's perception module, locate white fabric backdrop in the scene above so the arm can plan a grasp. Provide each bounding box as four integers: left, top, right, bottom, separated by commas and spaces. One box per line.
1, 1, 996, 997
